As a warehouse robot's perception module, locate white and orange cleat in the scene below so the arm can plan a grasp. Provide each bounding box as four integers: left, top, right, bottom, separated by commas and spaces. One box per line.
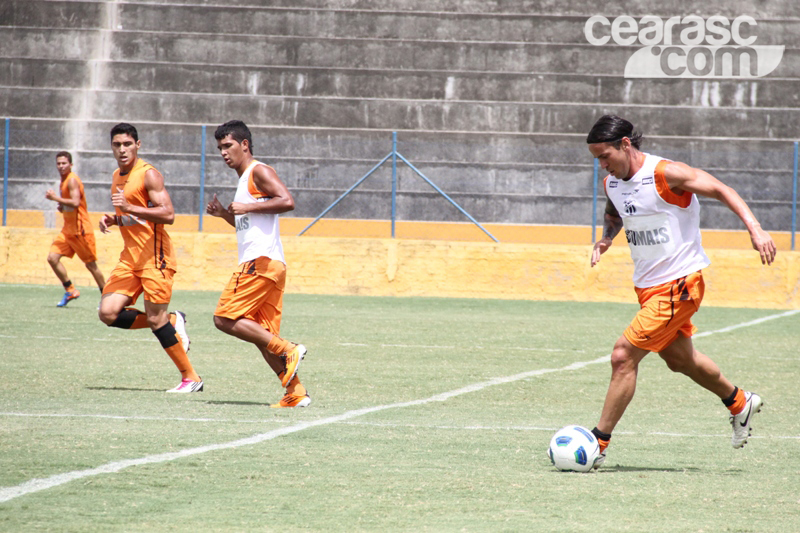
281, 344, 306, 387
270, 392, 311, 408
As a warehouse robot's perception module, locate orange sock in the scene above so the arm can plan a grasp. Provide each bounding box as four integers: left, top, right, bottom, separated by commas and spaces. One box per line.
126, 308, 149, 329
285, 374, 306, 396
267, 335, 295, 356
164, 343, 200, 381
598, 438, 610, 453
109, 308, 149, 330
726, 387, 747, 415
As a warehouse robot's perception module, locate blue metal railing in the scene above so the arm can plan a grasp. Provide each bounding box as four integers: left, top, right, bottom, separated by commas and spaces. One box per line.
591, 158, 599, 244
2, 118, 9, 227
299, 131, 499, 242
0, 118, 797, 250
793, 141, 799, 251
198, 124, 207, 231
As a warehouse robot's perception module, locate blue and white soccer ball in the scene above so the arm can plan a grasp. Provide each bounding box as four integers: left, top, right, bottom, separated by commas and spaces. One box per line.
548, 425, 600, 472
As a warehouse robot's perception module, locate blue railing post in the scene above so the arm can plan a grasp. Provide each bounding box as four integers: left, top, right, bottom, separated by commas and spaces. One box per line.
391, 131, 398, 238
3, 118, 9, 227
198, 125, 207, 231
298, 153, 392, 236
591, 157, 599, 243
792, 141, 798, 251
395, 153, 499, 243
300, 131, 498, 242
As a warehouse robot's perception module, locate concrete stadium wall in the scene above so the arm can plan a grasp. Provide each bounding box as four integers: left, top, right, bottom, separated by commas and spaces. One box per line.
2, 225, 797, 309
2, 0, 799, 232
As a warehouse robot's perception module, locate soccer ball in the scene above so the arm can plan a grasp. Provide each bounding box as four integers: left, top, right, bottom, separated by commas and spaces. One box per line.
548, 425, 600, 472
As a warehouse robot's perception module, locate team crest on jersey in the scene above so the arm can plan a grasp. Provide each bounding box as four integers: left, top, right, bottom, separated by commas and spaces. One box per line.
623, 199, 637, 215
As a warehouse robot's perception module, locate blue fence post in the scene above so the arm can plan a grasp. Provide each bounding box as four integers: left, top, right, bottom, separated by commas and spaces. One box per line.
395, 152, 499, 243
591, 158, 599, 244
298, 153, 392, 236
792, 141, 798, 251
391, 132, 398, 238
3, 118, 9, 227
198, 125, 207, 232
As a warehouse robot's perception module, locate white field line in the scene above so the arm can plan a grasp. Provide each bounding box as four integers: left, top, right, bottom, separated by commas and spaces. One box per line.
339, 421, 800, 440
1, 309, 797, 504
0, 412, 272, 424
0, 334, 580, 352
3, 414, 797, 441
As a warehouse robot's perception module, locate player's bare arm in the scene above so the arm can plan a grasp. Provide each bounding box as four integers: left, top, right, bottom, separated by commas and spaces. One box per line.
591, 199, 623, 267
664, 162, 776, 265
45, 177, 81, 208
207, 193, 235, 227
111, 168, 176, 225
227, 165, 295, 216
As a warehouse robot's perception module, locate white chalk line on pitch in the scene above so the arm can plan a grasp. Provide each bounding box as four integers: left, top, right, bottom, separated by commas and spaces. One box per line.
338, 421, 800, 440
0, 334, 583, 352
3, 414, 798, 441
1, 308, 797, 504
0, 412, 274, 424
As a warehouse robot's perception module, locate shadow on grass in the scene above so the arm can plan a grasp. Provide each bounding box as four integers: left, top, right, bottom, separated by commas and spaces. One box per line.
85, 386, 167, 392
205, 400, 269, 406
600, 465, 704, 473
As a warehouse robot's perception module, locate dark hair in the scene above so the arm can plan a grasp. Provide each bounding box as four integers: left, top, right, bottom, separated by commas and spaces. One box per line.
586, 115, 643, 149
110, 122, 139, 142
55, 151, 72, 164
214, 120, 254, 155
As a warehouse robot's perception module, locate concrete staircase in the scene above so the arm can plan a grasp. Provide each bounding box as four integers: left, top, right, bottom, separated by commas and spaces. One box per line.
1, 0, 798, 231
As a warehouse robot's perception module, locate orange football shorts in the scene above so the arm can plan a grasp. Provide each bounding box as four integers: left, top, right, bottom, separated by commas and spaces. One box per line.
214, 256, 286, 335
50, 231, 98, 263
624, 270, 705, 353
102, 263, 175, 305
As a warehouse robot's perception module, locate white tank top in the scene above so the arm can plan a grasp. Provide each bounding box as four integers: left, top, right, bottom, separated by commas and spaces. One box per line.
604, 153, 710, 288
233, 160, 286, 266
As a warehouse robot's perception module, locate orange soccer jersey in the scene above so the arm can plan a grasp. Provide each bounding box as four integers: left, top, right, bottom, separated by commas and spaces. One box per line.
111, 158, 176, 271
60, 172, 92, 236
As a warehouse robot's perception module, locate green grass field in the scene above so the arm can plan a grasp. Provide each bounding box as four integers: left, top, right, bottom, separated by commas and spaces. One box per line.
0, 283, 798, 532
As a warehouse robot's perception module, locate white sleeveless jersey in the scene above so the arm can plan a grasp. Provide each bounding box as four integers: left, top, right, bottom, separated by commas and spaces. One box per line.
604, 153, 710, 288
233, 160, 286, 266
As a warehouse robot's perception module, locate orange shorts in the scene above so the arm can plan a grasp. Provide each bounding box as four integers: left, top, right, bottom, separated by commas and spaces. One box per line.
624, 271, 705, 353
102, 263, 175, 305
214, 256, 286, 334
50, 231, 97, 263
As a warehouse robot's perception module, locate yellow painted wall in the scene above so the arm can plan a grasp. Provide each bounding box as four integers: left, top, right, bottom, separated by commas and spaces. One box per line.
4, 208, 796, 248
2, 223, 797, 309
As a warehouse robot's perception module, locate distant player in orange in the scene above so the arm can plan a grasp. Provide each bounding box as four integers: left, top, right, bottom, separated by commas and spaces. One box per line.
98, 123, 202, 393
45, 151, 106, 307
206, 120, 308, 408
586, 115, 776, 468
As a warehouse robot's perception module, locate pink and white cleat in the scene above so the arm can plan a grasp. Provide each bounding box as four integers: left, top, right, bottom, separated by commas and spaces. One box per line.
166, 378, 204, 393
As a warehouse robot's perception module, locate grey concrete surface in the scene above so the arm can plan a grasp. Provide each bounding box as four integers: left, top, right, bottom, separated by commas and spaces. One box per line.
1, 0, 797, 232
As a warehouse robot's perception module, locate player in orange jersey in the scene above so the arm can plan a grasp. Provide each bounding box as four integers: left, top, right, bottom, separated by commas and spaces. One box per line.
586, 115, 776, 468
45, 151, 106, 307
98, 123, 203, 393
206, 120, 309, 408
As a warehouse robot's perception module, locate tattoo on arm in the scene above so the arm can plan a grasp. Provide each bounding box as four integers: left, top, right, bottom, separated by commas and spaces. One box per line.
602, 200, 623, 240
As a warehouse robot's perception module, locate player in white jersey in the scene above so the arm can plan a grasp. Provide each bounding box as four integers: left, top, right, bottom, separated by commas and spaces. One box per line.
585, 115, 776, 468
206, 120, 310, 408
